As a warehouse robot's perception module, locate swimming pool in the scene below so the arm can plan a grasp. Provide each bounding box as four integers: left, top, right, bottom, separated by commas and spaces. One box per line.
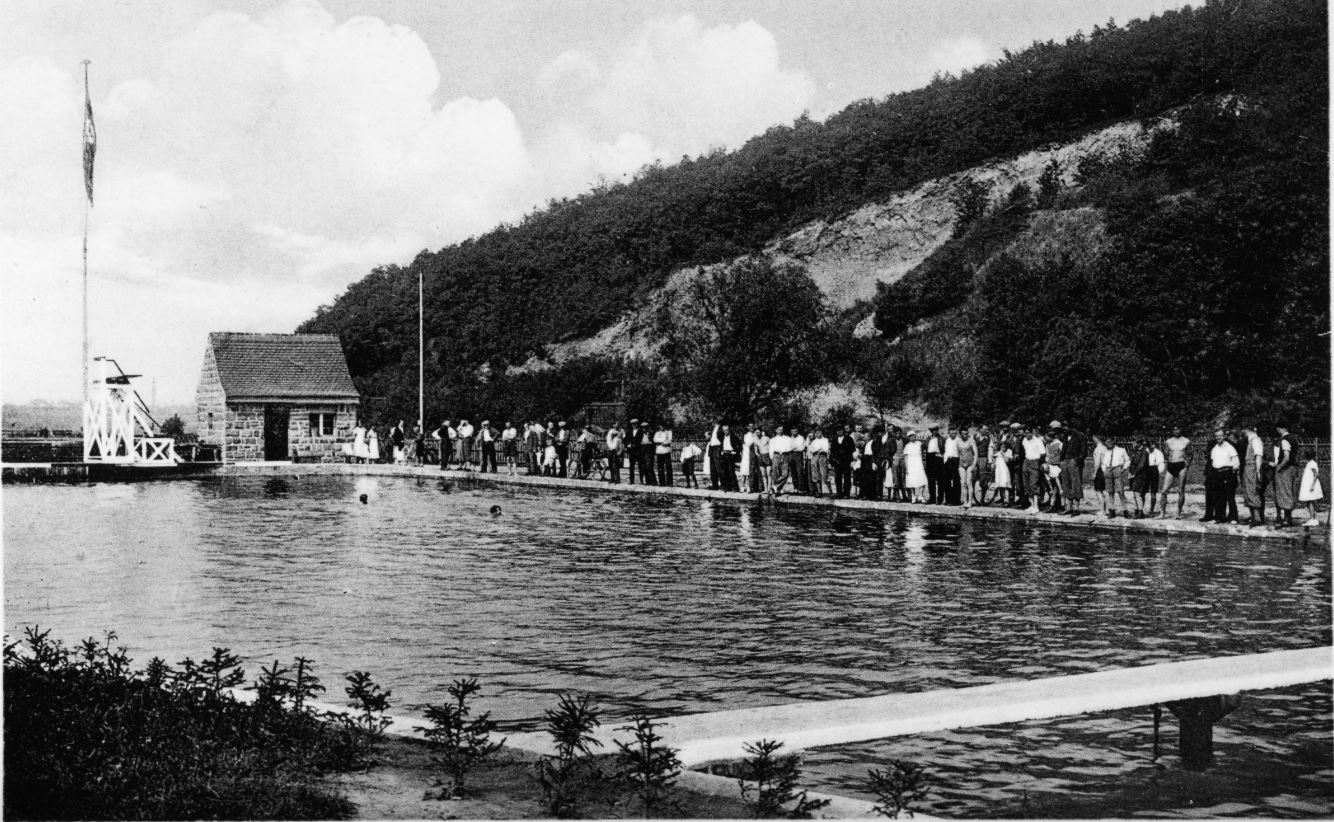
5, 474, 1330, 816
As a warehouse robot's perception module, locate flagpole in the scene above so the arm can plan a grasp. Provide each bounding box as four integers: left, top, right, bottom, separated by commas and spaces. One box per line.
81, 59, 91, 408
418, 268, 424, 434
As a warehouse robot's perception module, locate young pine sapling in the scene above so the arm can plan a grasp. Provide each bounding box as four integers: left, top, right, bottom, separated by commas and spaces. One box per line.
420, 676, 505, 798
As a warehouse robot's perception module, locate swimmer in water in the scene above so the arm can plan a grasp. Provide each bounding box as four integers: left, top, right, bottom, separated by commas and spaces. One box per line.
359, 494, 368, 504
489, 505, 502, 516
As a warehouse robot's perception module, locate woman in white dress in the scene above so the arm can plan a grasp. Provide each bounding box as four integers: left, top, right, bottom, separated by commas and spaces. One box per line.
367, 427, 380, 463
904, 431, 928, 503
740, 427, 755, 492
352, 422, 369, 463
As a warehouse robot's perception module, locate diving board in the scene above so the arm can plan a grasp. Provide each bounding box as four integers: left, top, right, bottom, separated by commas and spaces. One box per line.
505, 647, 1332, 766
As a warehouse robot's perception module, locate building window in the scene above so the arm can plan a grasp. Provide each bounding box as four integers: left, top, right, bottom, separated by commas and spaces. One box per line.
309, 412, 335, 437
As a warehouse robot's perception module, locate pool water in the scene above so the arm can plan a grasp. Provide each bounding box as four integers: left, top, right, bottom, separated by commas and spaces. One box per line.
5, 475, 1331, 816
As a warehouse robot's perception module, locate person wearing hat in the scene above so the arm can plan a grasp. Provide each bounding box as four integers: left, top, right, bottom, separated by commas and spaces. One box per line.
1021, 425, 1047, 514
478, 420, 498, 473
625, 419, 642, 484
638, 420, 657, 485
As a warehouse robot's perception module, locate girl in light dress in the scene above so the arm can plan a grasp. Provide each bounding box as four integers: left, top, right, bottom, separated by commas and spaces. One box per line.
904, 431, 928, 503
1299, 457, 1323, 527
367, 427, 380, 462
990, 438, 1013, 505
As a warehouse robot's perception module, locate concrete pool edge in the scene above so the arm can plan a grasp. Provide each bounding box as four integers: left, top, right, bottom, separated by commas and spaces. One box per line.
215, 461, 1326, 543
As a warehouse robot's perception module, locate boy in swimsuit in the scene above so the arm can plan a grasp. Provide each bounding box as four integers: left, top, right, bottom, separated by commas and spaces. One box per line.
1159, 426, 1193, 518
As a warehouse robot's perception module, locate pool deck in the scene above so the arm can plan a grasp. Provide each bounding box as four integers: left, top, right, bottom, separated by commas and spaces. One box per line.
217, 461, 1327, 543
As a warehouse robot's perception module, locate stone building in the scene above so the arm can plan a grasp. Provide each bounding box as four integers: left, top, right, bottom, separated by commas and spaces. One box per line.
195, 332, 360, 462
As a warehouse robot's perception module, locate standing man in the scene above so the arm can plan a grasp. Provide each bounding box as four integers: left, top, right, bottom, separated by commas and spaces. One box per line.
653, 423, 674, 486
925, 425, 944, 504
638, 421, 657, 485
1202, 428, 1240, 523
832, 426, 855, 499
718, 423, 741, 492
479, 420, 498, 473
1159, 426, 1193, 518
808, 427, 831, 497
942, 426, 961, 505
1022, 425, 1047, 514
790, 426, 809, 495
606, 421, 625, 483
706, 423, 724, 490
770, 425, 793, 495
1273, 425, 1299, 528
1240, 423, 1266, 526
626, 419, 642, 484
1059, 420, 1087, 515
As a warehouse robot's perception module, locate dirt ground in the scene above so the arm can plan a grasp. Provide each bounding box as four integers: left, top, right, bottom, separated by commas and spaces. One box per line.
326, 735, 755, 820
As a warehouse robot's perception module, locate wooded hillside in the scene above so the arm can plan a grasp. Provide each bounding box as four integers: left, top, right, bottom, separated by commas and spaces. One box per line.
299, 0, 1327, 434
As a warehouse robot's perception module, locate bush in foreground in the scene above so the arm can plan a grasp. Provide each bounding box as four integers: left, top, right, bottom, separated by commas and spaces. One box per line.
3, 627, 359, 820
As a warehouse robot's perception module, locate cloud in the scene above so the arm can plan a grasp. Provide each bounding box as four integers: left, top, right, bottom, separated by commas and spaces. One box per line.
926, 36, 994, 76
2, 5, 816, 404
530, 15, 816, 196
1, 0, 533, 403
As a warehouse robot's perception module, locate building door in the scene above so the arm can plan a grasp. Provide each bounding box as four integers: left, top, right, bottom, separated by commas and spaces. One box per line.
264, 404, 290, 461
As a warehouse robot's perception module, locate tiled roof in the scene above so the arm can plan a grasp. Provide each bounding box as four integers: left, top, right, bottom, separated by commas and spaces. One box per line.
209, 332, 360, 400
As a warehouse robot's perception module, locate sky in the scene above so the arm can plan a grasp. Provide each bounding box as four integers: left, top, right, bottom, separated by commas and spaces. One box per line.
1, 0, 1190, 407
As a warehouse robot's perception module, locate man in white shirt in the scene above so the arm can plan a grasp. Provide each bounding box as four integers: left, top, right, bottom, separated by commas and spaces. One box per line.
653, 424, 674, 486
718, 423, 740, 492
925, 425, 944, 503
479, 420, 498, 473
1203, 428, 1240, 523
808, 429, 831, 497
790, 429, 809, 494
770, 426, 793, 495
1022, 428, 1047, 513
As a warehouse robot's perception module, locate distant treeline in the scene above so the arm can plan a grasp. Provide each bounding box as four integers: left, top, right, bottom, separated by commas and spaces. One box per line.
300, 0, 1327, 434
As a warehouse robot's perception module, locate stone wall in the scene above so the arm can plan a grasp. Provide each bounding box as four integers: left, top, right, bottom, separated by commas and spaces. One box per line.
225, 403, 266, 461
289, 403, 359, 462
194, 346, 227, 453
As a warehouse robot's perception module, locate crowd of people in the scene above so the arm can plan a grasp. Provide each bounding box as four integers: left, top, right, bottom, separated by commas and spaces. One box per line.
348, 417, 1324, 529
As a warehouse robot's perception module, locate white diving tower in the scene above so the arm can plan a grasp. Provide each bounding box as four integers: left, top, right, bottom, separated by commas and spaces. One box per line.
83, 357, 178, 466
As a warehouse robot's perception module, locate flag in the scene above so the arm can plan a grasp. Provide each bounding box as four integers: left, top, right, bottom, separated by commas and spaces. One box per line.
82, 63, 96, 206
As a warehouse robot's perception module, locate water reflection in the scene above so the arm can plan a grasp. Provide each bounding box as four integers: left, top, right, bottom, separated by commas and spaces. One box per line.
4, 476, 1330, 817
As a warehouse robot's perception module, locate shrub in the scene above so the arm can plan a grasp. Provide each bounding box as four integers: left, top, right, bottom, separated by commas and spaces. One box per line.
419, 677, 505, 798
535, 693, 603, 818
737, 738, 830, 819
866, 759, 930, 818
615, 714, 682, 817
3, 625, 357, 820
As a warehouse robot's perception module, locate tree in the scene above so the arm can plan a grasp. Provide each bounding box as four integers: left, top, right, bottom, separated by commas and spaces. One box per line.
660, 256, 834, 420
159, 414, 186, 439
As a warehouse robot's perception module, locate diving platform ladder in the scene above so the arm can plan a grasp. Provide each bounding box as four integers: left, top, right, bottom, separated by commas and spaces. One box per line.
83, 357, 178, 466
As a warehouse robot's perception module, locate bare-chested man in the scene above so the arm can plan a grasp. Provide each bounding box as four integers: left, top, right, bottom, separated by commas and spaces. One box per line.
1159, 426, 1193, 517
